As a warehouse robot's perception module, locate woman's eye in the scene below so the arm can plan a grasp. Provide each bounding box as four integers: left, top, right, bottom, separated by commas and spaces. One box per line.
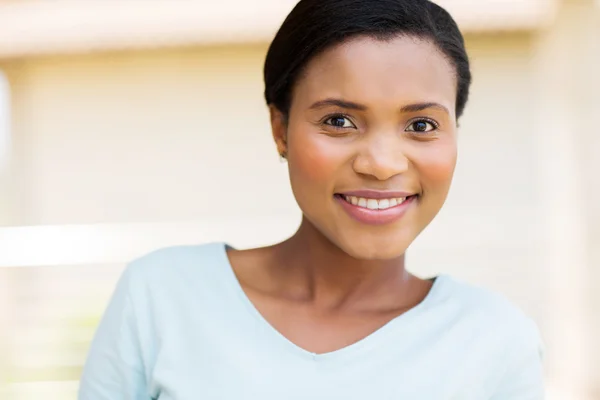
324, 116, 356, 129
406, 119, 437, 133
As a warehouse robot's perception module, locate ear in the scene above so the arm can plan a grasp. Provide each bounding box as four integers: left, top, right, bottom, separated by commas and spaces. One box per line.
269, 105, 288, 158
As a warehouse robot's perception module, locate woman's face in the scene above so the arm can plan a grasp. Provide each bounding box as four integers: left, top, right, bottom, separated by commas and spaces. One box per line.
272, 35, 458, 260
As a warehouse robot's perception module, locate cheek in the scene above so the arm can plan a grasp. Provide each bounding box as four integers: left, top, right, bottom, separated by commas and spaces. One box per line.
414, 140, 457, 190
287, 129, 344, 187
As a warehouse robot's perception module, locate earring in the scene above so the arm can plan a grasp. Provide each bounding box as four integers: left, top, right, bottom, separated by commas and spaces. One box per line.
279, 152, 287, 163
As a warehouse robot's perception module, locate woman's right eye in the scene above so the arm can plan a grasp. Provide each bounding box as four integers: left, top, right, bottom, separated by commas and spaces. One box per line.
323, 115, 357, 129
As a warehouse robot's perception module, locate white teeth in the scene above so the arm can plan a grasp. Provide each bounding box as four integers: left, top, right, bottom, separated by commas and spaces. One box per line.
366, 199, 379, 210
343, 195, 410, 210
378, 199, 390, 209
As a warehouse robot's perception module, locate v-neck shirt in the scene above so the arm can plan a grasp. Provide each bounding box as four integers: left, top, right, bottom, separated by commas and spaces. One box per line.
79, 242, 545, 399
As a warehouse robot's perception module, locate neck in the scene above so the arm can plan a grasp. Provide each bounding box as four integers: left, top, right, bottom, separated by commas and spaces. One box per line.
270, 217, 414, 311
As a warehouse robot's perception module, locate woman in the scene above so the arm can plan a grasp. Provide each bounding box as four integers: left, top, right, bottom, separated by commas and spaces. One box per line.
79, 0, 545, 399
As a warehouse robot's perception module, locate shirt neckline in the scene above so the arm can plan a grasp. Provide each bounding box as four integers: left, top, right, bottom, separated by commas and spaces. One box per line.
213, 242, 450, 363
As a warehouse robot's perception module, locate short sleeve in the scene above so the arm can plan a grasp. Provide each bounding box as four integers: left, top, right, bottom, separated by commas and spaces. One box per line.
489, 319, 546, 400
78, 265, 150, 400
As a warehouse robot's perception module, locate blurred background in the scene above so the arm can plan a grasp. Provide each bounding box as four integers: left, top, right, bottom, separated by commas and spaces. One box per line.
0, 0, 598, 399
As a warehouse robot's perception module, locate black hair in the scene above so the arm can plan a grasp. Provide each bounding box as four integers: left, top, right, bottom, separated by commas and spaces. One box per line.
264, 0, 472, 120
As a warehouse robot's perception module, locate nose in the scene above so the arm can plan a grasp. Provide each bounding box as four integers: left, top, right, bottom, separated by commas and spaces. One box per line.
352, 133, 410, 181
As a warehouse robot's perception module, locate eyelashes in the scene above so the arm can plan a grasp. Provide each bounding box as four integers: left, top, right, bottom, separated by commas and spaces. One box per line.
405, 118, 439, 133
321, 114, 357, 130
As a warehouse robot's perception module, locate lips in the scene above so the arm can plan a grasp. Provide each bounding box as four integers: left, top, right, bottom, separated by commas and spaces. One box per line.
334, 192, 418, 226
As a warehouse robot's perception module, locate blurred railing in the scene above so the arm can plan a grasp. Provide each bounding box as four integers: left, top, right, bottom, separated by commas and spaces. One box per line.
0, 218, 299, 399
1, 264, 122, 400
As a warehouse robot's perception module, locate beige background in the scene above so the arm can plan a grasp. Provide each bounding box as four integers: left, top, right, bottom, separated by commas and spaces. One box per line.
0, 0, 598, 399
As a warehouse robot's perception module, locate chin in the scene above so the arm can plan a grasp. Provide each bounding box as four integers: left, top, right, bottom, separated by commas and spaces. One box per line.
335, 236, 410, 261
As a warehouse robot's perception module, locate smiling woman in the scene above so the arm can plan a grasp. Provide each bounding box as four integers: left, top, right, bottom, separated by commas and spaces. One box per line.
79, 1, 544, 399
271, 35, 460, 260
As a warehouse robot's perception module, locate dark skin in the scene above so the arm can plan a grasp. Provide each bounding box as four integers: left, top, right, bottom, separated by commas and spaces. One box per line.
227, 35, 458, 355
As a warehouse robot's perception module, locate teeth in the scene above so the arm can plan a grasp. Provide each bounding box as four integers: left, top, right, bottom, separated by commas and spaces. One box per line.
366, 199, 378, 210
343, 196, 408, 210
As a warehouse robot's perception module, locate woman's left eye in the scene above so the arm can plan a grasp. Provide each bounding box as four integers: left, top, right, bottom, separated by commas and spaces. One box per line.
324, 115, 356, 129
406, 119, 438, 133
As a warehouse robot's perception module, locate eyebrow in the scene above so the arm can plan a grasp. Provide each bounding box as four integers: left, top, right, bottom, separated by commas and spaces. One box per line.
309, 98, 450, 115
309, 98, 367, 111
400, 102, 450, 115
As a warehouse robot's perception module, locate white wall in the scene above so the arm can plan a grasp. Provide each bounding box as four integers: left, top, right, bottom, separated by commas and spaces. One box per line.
5, 45, 299, 226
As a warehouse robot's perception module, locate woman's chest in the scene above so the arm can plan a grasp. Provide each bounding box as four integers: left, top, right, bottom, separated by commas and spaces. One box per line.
143, 290, 504, 400
148, 330, 495, 400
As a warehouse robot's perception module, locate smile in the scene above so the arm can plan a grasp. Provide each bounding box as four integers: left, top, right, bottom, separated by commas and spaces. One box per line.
341, 195, 408, 210
334, 193, 418, 225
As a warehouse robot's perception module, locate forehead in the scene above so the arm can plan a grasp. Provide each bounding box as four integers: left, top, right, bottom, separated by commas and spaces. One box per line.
294, 35, 457, 112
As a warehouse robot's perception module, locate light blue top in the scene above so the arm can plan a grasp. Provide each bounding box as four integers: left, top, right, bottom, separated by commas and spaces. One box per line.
79, 242, 545, 399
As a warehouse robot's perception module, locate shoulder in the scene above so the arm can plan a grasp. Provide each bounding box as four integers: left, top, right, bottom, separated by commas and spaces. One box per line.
125, 242, 225, 279
117, 242, 230, 302
439, 275, 543, 354
434, 275, 545, 395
